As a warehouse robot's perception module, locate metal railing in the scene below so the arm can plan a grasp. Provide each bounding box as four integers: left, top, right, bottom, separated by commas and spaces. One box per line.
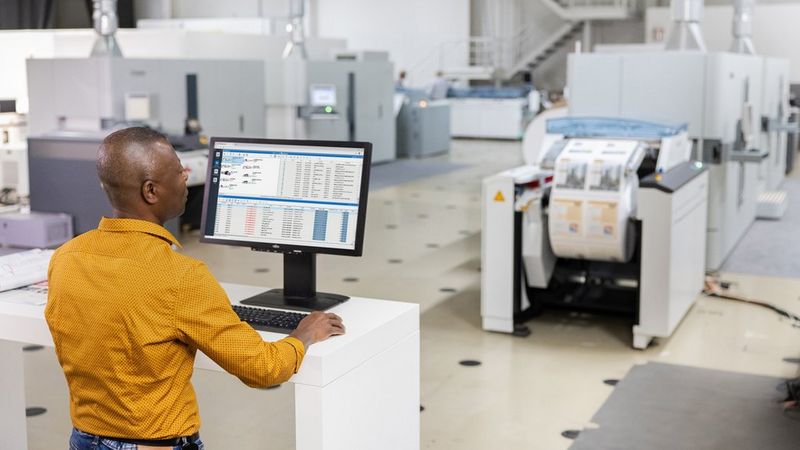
411, 0, 638, 81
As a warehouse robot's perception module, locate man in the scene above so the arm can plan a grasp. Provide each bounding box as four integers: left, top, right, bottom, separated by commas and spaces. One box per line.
428, 70, 450, 101
45, 127, 345, 449
395, 69, 407, 89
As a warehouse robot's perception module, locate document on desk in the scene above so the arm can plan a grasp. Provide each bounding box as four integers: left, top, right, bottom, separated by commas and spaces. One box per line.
0, 249, 54, 293
0, 281, 48, 305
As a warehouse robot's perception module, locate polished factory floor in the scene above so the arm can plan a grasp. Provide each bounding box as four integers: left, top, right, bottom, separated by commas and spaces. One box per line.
24, 139, 800, 449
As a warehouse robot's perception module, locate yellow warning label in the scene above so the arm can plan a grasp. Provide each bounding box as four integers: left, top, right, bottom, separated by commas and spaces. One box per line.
493, 191, 505, 202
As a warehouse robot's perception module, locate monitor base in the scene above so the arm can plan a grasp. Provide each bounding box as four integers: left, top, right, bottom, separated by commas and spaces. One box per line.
240, 289, 349, 312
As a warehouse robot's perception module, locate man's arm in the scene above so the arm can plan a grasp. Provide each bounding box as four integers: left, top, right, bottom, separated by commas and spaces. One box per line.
174, 262, 343, 388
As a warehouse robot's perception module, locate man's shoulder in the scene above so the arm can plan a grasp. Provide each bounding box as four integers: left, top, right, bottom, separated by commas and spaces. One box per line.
51, 230, 98, 258
52, 230, 205, 275
168, 250, 207, 272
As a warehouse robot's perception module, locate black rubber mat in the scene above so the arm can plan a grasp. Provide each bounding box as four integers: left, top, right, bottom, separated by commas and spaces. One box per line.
571, 362, 800, 450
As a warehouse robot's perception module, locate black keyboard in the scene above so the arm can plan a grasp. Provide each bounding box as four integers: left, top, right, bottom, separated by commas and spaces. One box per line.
232, 305, 308, 334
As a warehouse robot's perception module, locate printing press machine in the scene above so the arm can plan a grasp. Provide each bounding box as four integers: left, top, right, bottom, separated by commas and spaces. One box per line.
481, 118, 709, 349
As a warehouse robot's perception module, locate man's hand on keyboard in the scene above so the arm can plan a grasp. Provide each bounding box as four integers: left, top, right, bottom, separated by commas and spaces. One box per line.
290, 312, 345, 349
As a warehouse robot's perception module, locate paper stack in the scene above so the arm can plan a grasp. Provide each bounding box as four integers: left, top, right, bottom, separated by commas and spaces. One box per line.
0, 249, 55, 293
548, 139, 643, 262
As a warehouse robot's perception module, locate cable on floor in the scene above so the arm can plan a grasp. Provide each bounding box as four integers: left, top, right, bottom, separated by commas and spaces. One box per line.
702, 276, 800, 325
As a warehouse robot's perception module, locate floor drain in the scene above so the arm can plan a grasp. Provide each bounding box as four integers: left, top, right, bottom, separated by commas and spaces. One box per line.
388, 259, 403, 264
342, 277, 359, 283
26, 407, 47, 417
426, 243, 439, 248
253, 268, 270, 273
23, 345, 44, 352
440, 287, 456, 293
459, 360, 481, 367
603, 379, 619, 386
561, 430, 580, 440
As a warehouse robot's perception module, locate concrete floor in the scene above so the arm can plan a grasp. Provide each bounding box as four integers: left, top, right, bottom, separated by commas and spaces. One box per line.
23, 139, 800, 449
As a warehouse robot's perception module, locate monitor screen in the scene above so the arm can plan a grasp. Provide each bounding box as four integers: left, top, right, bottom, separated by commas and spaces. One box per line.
310, 84, 337, 106
200, 138, 371, 256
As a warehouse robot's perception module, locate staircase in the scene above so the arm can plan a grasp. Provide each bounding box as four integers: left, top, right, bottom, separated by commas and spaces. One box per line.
513, 21, 585, 75
434, 0, 639, 84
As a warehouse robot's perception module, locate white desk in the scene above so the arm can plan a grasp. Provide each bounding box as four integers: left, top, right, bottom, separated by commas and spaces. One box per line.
0, 283, 420, 450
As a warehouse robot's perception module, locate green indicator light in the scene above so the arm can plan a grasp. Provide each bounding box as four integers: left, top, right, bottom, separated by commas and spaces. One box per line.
325, 106, 333, 113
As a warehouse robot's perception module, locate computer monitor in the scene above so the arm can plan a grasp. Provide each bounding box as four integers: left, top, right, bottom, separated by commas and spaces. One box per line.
200, 137, 372, 311
310, 84, 337, 107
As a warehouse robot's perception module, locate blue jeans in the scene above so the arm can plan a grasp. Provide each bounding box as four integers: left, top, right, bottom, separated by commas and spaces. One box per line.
70, 428, 205, 450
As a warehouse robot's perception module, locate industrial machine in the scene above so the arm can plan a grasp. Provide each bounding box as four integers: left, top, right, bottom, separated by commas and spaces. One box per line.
0, 101, 28, 201
481, 118, 708, 349
395, 89, 450, 158
24, 55, 264, 235
264, 51, 396, 163
569, 51, 761, 273
26, 57, 265, 138
448, 86, 533, 140
27, 131, 209, 236
757, 57, 793, 219
567, 0, 787, 271
568, 0, 797, 269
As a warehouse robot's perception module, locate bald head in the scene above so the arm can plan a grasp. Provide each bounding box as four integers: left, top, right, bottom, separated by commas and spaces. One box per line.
97, 127, 188, 225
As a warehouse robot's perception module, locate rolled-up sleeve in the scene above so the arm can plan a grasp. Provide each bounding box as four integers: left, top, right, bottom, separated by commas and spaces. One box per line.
174, 262, 305, 387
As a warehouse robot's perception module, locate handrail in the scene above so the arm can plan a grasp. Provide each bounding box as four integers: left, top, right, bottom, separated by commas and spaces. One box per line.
408, 0, 637, 81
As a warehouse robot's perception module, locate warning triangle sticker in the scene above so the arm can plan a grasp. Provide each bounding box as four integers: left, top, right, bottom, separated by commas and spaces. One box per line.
493, 191, 505, 202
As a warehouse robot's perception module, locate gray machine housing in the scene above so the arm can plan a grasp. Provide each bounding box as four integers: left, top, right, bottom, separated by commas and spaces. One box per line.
568, 51, 763, 271
305, 60, 395, 163
26, 57, 266, 235
0, 212, 73, 248
26, 57, 265, 138
28, 132, 138, 235
306, 61, 395, 162
264, 56, 396, 164
396, 89, 450, 158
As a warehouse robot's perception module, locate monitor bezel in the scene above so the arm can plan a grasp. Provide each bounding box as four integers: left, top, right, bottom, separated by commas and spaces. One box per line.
199, 137, 372, 257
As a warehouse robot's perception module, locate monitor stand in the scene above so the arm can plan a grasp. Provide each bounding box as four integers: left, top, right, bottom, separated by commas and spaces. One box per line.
240, 252, 349, 312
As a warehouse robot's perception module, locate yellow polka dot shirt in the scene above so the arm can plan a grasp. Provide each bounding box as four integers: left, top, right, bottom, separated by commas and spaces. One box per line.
45, 217, 305, 439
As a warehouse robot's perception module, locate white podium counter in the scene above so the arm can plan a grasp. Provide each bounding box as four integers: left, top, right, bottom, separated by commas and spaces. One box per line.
0, 283, 421, 450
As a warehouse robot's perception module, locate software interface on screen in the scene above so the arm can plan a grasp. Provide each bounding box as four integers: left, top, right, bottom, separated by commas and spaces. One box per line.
310, 84, 337, 106
204, 141, 365, 251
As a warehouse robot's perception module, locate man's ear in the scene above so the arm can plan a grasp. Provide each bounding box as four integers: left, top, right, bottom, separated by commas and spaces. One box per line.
142, 180, 158, 205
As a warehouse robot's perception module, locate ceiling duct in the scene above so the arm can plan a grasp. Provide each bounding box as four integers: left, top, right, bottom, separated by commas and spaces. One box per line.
730, 0, 756, 54
90, 0, 122, 57
665, 0, 707, 51
282, 0, 308, 59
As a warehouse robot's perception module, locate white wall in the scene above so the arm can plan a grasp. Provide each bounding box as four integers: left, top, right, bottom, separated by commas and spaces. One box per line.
646, 4, 800, 82
170, 0, 287, 18
315, 0, 470, 88
132, 0, 469, 88
0, 29, 344, 113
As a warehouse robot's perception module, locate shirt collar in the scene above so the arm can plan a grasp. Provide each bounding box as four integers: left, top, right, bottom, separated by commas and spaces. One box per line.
98, 217, 182, 248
